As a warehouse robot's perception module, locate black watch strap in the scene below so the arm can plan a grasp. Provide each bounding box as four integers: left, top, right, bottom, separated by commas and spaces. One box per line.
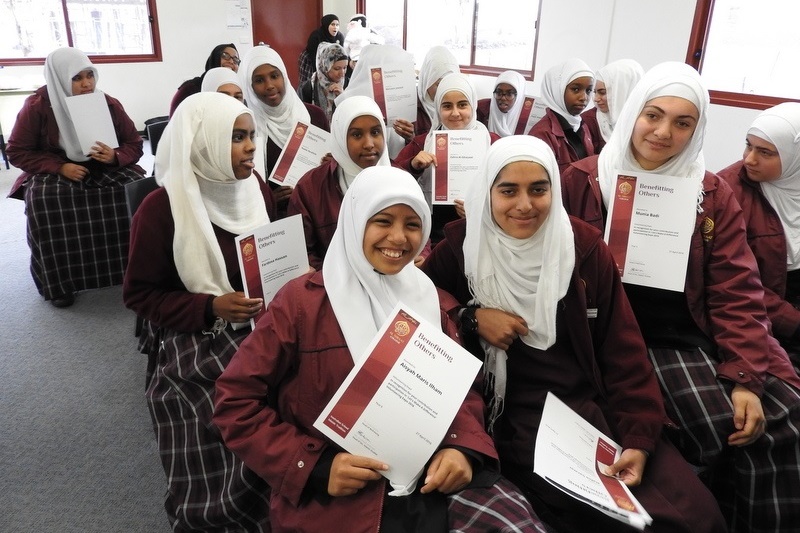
459, 306, 479, 335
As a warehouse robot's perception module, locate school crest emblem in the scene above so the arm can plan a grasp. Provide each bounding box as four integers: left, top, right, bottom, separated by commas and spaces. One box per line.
393, 320, 410, 337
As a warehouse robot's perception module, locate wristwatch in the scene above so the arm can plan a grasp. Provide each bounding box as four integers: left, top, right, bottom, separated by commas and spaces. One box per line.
459, 306, 479, 335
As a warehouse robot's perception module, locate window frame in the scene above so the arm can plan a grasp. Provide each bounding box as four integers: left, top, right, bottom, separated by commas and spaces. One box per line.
0, 0, 162, 66
686, 0, 798, 110
358, 0, 540, 80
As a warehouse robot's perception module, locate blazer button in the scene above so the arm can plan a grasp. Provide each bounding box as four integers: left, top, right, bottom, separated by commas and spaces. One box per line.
450, 433, 457, 439
738, 372, 745, 378
297, 461, 305, 468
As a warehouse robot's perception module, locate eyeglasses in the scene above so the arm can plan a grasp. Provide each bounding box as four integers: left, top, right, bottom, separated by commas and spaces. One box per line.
221, 51, 241, 66
493, 89, 517, 99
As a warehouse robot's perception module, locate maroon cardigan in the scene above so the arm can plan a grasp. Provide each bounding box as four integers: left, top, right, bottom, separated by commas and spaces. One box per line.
527, 107, 596, 173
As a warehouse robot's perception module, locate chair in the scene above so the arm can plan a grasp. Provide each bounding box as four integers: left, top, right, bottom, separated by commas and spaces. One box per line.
145, 117, 169, 157
124, 176, 159, 335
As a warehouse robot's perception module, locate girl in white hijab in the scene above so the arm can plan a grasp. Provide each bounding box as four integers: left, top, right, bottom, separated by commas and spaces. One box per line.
201, 66, 244, 101
593, 59, 645, 143
122, 91, 274, 531
214, 165, 542, 532
487, 70, 528, 137
421, 134, 726, 532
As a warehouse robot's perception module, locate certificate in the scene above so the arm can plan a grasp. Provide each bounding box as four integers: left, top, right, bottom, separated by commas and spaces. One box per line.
603, 171, 699, 291
534, 392, 653, 530
313, 303, 482, 489
235, 214, 309, 327
515, 96, 543, 135
267, 121, 330, 187
64, 92, 119, 155
368, 64, 417, 125
432, 130, 488, 205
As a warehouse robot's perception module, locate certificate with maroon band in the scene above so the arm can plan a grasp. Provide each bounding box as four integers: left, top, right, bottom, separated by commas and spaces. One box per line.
235, 214, 309, 328
368, 63, 416, 125
534, 393, 653, 530
603, 170, 699, 291
432, 130, 488, 205
515, 96, 542, 135
267, 121, 330, 187
313, 303, 482, 489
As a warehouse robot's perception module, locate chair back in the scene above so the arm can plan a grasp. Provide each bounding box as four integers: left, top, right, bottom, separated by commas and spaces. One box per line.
124, 176, 159, 220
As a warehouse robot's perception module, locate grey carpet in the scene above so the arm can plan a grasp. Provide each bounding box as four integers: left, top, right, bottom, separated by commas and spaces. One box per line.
0, 149, 170, 532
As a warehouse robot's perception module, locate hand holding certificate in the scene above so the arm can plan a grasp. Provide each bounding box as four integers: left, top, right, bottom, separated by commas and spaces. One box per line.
313, 303, 481, 492
64, 92, 119, 156
267, 121, 331, 187
235, 214, 310, 328
432, 131, 489, 205
534, 393, 653, 530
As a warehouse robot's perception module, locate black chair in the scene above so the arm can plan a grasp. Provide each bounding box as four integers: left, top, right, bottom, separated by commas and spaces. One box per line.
145, 117, 169, 157
124, 176, 159, 335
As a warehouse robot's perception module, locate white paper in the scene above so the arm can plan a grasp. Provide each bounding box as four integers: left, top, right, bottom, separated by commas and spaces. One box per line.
64, 92, 118, 155
313, 303, 482, 489
431, 130, 489, 205
267, 121, 330, 188
603, 170, 699, 291
371, 65, 417, 124
235, 214, 309, 328
534, 392, 653, 530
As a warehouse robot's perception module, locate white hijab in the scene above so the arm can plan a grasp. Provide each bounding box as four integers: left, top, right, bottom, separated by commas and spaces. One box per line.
239, 45, 310, 150
463, 135, 575, 428
201, 67, 242, 93
44, 47, 99, 162
598, 61, 709, 211
417, 46, 460, 130
420, 73, 491, 204
539, 58, 594, 132
329, 95, 391, 191
594, 59, 644, 142
323, 166, 439, 364
488, 70, 527, 138
748, 102, 800, 269
155, 92, 269, 295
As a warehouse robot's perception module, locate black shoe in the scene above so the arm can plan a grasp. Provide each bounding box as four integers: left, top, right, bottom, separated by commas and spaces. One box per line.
50, 292, 75, 308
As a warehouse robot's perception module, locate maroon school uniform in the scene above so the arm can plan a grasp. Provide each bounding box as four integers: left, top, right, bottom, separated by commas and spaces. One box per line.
528, 107, 596, 172
581, 106, 606, 153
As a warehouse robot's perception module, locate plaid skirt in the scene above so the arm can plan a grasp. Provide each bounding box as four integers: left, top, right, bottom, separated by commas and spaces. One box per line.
447, 476, 548, 533
22, 168, 144, 300
649, 346, 800, 533
146, 325, 271, 532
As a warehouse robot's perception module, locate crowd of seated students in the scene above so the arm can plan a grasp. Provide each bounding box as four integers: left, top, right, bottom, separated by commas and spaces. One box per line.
7, 27, 800, 532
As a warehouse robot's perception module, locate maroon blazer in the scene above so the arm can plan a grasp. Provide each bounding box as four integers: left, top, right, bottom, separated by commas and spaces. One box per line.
7, 86, 144, 199
528, 107, 596, 173
581, 107, 606, 154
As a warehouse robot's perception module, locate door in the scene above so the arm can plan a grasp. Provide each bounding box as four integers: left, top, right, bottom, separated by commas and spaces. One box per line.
251, 0, 322, 86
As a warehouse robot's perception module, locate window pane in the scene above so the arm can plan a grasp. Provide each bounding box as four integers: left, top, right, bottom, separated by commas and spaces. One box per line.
474, 0, 537, 70
0, 0, 69, 58
364, 0, 404, 50
66, 0, 154, 55
406, 0, 475, 68
701, 0, 800, 99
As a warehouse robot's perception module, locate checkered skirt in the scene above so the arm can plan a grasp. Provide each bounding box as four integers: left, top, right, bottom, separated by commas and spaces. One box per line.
147, 325, 271, 532
648, 346, 800, 533
23, 168, 144, 300
447, 476, 548, 533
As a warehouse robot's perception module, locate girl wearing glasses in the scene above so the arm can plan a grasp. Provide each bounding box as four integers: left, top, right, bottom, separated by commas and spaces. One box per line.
477, 70, 530, 137
169, 43, 240, 116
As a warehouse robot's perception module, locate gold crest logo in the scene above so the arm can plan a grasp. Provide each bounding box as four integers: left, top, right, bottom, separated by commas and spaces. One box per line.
372, 70, 382, 82
394, 320, 410, 337
618, 182, 633, 196
436, 137, 447, 148
294, 126, 305, 138
523, 99, 533, 109
242, 242, 255, 258
701, 216, 714, 241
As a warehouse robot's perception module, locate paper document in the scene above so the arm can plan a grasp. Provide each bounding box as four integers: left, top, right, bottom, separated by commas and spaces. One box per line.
64, 92, 119, 155
235, 214, 309, 328
314, 303, 482, 489
534, 392, 653, 530
368, 64, 417, 125
603, 171, 699, 291
268, 121, 330, 187
432, 130, 489, 205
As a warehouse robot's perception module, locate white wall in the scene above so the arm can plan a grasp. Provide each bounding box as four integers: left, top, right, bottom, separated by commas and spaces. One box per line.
1, 0, 759, 171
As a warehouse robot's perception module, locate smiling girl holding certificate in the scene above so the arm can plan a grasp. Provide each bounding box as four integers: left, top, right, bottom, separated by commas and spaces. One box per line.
421, 134, 725, 532
214, 166, 543, 533
561, 61, 800, 532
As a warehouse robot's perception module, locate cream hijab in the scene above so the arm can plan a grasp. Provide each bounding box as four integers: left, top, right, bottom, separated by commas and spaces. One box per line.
323, 166, 439, 365
329, 95, 391, 191
463, 135, 575, 427
417, 46, 460, 130
539, 58, 594, 132
44, 47, 99, 162
200, 67, 242, 93
748, 102, 800, 269
239, 46, 310, 151
488, 70, 527, 138
594, 59, 644, 142
155, 92, 269, 295
598, 61, 709, 210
